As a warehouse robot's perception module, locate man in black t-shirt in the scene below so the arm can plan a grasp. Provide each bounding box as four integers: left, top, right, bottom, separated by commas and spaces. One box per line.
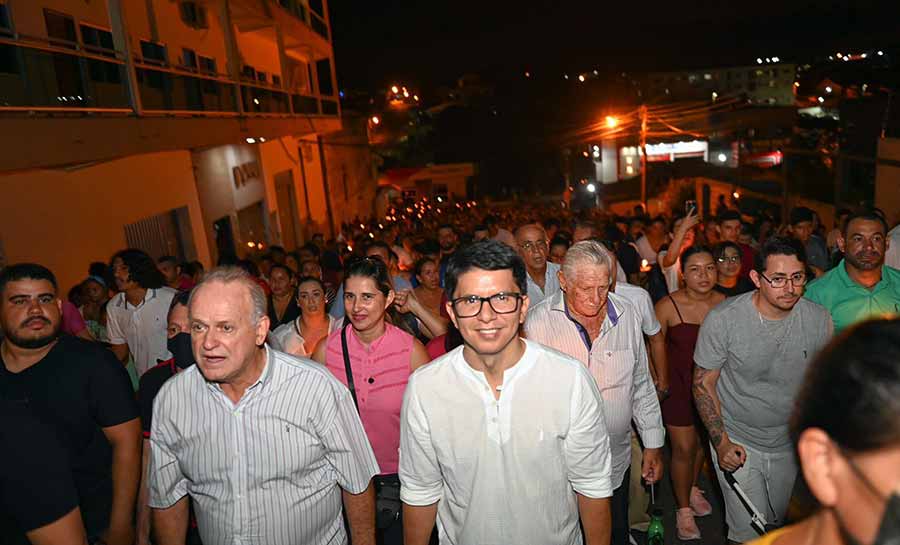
0, 399, 88, 545
0, 264, 141, 545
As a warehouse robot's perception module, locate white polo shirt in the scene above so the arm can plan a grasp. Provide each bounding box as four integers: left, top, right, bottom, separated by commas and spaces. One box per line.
106, 287, 176, 377
525, 291, 665, 489
526, 261, 562, 306
399, 340, 612, 545
614, 281, 661, 337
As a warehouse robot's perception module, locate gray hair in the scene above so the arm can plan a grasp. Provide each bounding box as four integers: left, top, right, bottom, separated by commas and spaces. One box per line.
562, 240, 613, 280
190, 266, 267, 323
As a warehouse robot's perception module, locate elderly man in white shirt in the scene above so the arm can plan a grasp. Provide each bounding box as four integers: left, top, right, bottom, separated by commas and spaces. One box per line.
525, 240, 665, 545
516, 223, 561, 306
400, 240, 613, 545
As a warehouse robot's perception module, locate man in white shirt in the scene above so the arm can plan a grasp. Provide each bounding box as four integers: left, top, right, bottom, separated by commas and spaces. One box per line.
106, 249, 177, 377
400, 241, 613, 545
525, 240, 665, 545
516, 223, 561, 306
149, 267, 379, 545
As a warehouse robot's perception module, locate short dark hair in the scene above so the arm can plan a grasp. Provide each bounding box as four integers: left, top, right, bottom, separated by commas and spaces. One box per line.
269, 245, 286, 256
0, 263, 58, 298
754, 236, 807, 272
112, 249, 164, 289
791, 318, 900, 452
713, 241, 742, 260
365, 240, 392, 256
718, 210, 742, 224
295, 276, 325, 293
649, 215, 667, 227
680, 245, 714, 273
543, 218, 561, 230
269, 263, 293, 279
444, 240, 527, 299
437, 223, 456, 234
473, 224, 488, 232
300, 242, 321, 257
414, 256, 439, 277
789, 207, 815, 226
167, 289, 192, 320
236, 259, 260, 278
157, 255, 178, 266
549, 235, 570, 250
843, 209, 888, 236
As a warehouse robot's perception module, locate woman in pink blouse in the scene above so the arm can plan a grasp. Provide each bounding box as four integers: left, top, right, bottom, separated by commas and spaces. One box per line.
313, 256, 429, 544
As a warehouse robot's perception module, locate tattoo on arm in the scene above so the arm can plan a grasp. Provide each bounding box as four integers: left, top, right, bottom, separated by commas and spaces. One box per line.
692, 367, 725, 447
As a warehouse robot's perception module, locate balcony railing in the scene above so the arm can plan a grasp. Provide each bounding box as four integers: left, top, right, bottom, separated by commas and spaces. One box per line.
275, 0, 329, 41
0, 34, 129, 110
0, 35, 338, 118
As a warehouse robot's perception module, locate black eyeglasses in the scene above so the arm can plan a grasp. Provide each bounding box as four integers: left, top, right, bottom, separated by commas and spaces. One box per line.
450, 292, 524, 318
759, 272, 807, 288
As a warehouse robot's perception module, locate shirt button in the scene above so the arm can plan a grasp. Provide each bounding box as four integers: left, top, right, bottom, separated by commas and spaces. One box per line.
368, 377, 375, 384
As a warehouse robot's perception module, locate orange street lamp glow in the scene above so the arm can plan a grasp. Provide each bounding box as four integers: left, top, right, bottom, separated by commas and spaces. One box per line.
391, 85, 399, 94
605, 116, 618, 128
371, 116, 380, 125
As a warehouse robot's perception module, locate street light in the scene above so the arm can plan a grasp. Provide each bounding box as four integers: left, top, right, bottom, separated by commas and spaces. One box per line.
605, 116, 618, 128
586, 183, 596, 193
370, 116, 380, 125
391, 85, 399, 94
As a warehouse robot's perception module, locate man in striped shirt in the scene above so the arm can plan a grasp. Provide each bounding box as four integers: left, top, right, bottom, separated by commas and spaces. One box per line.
525, 240, 665, 545
148, 267, 379, 545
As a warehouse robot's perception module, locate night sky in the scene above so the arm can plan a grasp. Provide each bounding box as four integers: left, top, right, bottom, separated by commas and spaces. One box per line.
329, 0, 897, 92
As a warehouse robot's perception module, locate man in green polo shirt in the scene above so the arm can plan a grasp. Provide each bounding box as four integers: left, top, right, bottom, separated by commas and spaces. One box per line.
804, 210, 900, 332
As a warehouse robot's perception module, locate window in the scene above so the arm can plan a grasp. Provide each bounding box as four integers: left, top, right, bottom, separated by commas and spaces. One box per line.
308, 0, 325, 17
182, 48, 197, 70
80, 25, 114, 56
44, 9, 77, 49
703, 73, 712, 80
199, 55, 216, 74
242, 65, 256, 80
179, 1, 208, 29
0, 4, 13, 36
256, 71, 267, 83
316, 58, 334, 96
272, 74, 281, 87
140, 40, 167, 64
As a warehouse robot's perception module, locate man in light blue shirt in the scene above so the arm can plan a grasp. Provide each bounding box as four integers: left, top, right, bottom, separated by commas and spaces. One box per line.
516, 223, 561, 306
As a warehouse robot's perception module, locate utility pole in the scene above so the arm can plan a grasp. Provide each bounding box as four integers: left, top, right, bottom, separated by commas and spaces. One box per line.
640, 104, 648, 212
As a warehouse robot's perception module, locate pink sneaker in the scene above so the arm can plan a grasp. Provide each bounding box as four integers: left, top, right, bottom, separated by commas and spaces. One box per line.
690, 486, 712, 517
676, 507, 701, 540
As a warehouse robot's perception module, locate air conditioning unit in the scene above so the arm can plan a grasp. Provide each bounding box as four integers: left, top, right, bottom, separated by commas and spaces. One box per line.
180, 1, 208, 29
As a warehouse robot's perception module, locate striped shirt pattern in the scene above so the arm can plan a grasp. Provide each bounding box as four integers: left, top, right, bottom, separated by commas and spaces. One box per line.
525, 291, 665, 489
148, 345, 379, 545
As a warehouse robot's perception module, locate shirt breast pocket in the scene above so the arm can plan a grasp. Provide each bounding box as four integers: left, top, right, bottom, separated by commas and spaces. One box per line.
595, 348, 634, 392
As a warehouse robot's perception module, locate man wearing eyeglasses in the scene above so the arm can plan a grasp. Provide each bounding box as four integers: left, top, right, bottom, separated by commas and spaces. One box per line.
693, 236, 833, 543
524, 240, 664, 545
516, 223, 561, 306
399, 241, 614, 545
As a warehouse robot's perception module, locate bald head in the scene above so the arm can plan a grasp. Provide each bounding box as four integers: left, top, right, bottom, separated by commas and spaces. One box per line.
515, 223, 550, 273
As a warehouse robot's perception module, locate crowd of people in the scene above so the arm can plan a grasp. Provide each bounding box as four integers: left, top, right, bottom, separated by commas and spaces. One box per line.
1, 197, 899, 545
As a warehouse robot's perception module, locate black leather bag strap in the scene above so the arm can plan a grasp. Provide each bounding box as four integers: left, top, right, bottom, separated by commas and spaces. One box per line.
341, 323, 360, 413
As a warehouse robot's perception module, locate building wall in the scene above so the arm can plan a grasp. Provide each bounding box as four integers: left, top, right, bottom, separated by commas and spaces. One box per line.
322, 116, 377, 226
191, 143, 267, 261
876, 138, 900, 227
133, 0, 230, 68
257, 136, 312, 247
6, 0, 111, 36
235, 28, 282, 81
0, 150, 211, 293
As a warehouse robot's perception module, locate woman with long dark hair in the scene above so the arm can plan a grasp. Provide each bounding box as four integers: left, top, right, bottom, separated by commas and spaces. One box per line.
269, 276, 339, 357
312, 256, 429, 544
655, 245, 725, 540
